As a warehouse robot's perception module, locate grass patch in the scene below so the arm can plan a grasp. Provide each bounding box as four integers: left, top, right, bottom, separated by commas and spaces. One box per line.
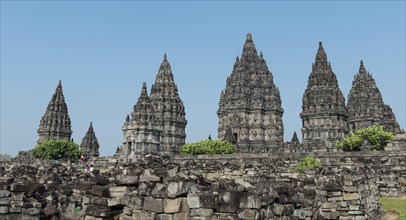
381, 197, 406, 220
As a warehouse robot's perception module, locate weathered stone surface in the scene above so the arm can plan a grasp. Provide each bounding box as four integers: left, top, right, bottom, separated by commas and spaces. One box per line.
273, 203, 284, 216
37, 81, 72, 144
143, 197, 164, 213
0, 190, 10, 197
115, 174, 138, 186
164, 198, 182, 214
239, 195, 261, 209
238, 209, 257, 220
0, 206, 8, 214
133, 210, 156, 220
156, 213, 174, 220
109, 186, 129, 198
140, 170, 160, 182
121, 194, 143, 210
173, 212, 190, 220
190, 208, 213, 217
343, 193, 360, 201
347, 61, 401, 134
300, 42, 348, 149
218, 33, 284, 152
149, 54, 187, 154
0, 198, 10, 206
122, 83, 161, 157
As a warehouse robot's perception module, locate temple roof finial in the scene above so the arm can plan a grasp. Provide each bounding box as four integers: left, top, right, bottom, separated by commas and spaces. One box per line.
359, 60, 367, 74
314, 41, 328, 69
246, 33, 252, 42
163, 53, 167, 62
141, 82, 148, 96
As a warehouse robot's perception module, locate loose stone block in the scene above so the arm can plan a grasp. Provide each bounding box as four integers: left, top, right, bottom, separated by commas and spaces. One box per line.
123, 206, 133, 215
164, 198, 182, 213
140, 170, 160, 182
174, 212, 190, 220
0, 190, 10, 198
239, 195, 261, 209
343, 193, 360, 201
238, 209, 257, 220
156, 214, 174, 220
0, 206, 8, 214
133, 210, 156, 220
115, 174, 138, 186
0, 197, 10, 205
190, 208, 213, 217
187, 193, 200, 209
144, 197, 164, 213
109, 186, 129, 198
316, 189, 327, 196
273, 203, 284, 216
22, 207, 41, 215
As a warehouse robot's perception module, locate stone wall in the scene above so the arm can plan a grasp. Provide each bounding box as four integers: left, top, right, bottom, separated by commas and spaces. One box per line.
2, 150, 404, 219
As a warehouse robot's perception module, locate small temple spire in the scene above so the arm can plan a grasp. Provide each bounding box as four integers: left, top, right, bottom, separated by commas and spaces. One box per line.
125, 114, 130, 123
163, 53, 168, 63
80, 121, 100, 158
291, 131, 300, 144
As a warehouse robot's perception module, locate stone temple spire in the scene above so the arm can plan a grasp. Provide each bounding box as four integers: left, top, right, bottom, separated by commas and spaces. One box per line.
80, 122, 100, 158
37, 80, 72, 144
150, 54, 187, 154
300, 42, 348, 150
218, 33, 284, 153
347, 60, 401, 133
122, 83, 161, 157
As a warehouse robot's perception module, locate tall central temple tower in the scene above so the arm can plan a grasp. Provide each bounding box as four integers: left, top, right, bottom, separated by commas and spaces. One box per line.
300, 42, 348, 150
218, 33, 284, 152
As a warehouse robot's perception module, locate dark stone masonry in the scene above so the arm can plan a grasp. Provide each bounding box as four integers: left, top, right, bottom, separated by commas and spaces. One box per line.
37, 81, 72, 144
20, 33, 405, 219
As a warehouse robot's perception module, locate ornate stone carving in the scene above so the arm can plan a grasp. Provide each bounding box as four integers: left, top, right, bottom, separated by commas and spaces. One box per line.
37, 80, 72, 144
150, 54, 187, 154
122, 83, 161, 157
347, 61, 401, 134
218, 33, 284, 153
300, 42, 348, 150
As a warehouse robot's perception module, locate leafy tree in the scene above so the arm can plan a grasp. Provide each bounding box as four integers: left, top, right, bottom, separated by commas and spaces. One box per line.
336, 125, 395, 151
180, 140, 235, 155
31, 139, 82, 159
296, 156, 322, 174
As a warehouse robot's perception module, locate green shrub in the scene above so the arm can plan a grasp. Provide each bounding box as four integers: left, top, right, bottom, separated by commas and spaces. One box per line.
180, 140, 235, 155
336, 125, 395, 151
31, 139, 82, 160
296, 156, 322, 174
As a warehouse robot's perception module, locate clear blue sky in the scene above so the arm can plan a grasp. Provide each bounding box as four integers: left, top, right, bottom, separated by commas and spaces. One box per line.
1, 1, 405, 156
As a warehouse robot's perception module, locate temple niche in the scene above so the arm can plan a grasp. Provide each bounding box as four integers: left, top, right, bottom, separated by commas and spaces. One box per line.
37, 80, 72, 144
347, 61, 401, 134
300, 42, 348, 151
218, 33, 284, 153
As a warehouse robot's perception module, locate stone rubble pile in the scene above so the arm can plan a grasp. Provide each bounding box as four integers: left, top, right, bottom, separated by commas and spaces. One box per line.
0, 154, 387, 220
